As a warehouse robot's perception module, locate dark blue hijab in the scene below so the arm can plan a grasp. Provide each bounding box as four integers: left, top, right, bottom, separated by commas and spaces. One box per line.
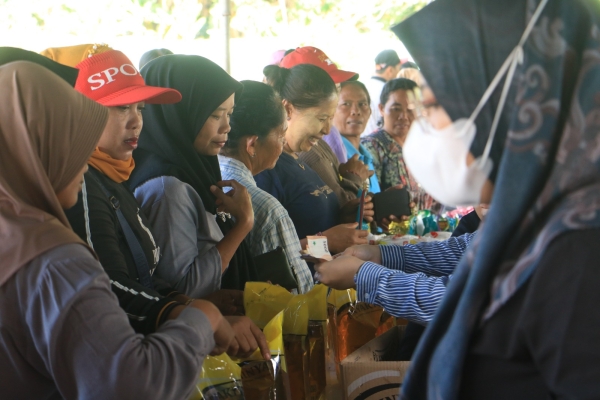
393, 0, 600, 398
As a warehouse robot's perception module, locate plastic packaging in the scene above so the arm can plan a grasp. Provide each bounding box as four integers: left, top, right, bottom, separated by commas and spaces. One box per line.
190, 353, 243, 400
245, 282, 293, 329
239, 311, 291, 400
305, 285, 328, 400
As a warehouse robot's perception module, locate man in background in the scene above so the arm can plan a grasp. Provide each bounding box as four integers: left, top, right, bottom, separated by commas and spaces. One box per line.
363, 49, 402, 136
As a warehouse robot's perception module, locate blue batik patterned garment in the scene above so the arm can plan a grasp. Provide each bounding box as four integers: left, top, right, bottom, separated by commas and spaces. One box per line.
393, 0, 600, 398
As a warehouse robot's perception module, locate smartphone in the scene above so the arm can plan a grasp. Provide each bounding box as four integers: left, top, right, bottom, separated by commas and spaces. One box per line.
372, 188, 411, 222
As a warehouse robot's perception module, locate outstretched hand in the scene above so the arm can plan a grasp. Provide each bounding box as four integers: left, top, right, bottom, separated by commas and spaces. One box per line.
323, 223, 369, 253
342, 244, 382, 264
225, 316, 271, 360
340, 195, 374, 223
314, 254, 365, 290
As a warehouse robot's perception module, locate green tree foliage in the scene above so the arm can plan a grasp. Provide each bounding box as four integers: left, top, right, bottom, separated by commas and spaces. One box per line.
232, 0, 430, 38
0, 0, 429, 40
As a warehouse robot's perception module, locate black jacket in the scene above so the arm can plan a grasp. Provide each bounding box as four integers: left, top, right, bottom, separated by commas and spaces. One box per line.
65, 167, 181, 334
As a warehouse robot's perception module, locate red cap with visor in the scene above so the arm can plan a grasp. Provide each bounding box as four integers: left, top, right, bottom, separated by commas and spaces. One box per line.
280, 46, 358, 83
75, 50, 181, 106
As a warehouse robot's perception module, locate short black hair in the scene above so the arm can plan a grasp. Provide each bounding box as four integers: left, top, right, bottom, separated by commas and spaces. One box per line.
224, 80, 285, 153
380, 78, 417, 106
263, 64, 336, 109
340, 80, 371, 105
375, 49, 401, 70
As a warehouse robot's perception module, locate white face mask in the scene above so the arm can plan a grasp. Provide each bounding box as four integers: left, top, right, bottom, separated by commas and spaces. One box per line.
404, 117, 492, 206
403, 0, 548, 207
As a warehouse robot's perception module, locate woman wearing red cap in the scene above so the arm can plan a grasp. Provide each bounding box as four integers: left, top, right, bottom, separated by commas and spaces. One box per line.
257, 63, 373, 257
0, 59, 233, 399
64, 50, 269, 360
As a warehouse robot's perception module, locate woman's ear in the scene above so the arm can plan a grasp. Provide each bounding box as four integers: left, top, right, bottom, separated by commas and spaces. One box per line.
245, 135, 259, 158
282, 99, 294, 121
378, 102, 385, 116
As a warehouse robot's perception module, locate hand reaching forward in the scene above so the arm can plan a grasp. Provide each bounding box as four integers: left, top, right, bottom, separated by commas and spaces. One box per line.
314, 254, 365, 290
323, 223, 369, 254
225, 316, 271, 360
342, 244, 382, 264
186, 299, 235, 356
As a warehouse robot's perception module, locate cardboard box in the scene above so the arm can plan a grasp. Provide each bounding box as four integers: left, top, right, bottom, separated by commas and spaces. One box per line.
339, 326, 410, 400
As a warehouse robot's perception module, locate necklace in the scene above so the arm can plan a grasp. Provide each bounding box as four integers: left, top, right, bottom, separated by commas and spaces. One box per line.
284, 148, 305, 170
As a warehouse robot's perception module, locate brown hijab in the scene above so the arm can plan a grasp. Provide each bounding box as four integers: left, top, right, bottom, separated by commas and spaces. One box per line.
0, 61, 108, 286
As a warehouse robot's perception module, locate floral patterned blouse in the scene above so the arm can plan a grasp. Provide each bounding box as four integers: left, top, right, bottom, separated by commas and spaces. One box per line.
361, 128, 439, 212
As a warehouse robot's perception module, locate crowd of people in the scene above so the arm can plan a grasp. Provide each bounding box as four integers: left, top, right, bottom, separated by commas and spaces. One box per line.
1, 0, 599, 398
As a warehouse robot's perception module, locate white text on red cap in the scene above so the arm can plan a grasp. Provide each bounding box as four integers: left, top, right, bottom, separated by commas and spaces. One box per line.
88, 64, 139, 90
317, 53, 334, 66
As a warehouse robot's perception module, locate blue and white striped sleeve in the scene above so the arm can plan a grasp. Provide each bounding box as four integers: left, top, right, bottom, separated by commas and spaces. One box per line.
379, 232, 475, 277
355, 261, 451, 324
379, 245, 406, 270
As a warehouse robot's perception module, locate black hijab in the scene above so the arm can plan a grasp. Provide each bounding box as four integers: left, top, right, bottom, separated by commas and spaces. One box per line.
129, 54, 256, 290
0, 47, 79, 86
392, 0, 525, 182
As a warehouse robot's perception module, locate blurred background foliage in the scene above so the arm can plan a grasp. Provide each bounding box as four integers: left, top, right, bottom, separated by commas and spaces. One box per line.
0, 0, 430, 80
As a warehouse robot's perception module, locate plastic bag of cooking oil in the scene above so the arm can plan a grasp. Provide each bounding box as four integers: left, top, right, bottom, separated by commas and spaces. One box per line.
327, 287, 404, 378
189, 353, 244, 400
304, 284, 328, 400
243, 282, 330, 400
238, 311, 291, 400
282, 289, 310, 400
244, 282, 294, 329
328, 289, 377, 366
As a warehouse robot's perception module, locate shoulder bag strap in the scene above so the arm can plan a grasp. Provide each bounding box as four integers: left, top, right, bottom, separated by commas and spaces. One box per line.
87, 169, 154, 289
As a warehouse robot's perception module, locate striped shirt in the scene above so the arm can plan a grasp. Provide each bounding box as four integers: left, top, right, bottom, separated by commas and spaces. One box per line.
219, 156, 313, 294
355, 232, 475, 324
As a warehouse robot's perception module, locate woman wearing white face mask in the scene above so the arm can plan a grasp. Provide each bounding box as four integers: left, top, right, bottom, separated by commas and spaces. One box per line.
392, 0, 600, 398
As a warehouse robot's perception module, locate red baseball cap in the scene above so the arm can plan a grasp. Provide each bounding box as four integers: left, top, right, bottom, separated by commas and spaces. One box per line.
280, 46, 358, 83
74, 50, 181, 106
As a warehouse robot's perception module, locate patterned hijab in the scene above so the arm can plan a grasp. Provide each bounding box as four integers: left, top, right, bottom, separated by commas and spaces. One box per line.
393, 0, 600, 398
0, 62, 107, 286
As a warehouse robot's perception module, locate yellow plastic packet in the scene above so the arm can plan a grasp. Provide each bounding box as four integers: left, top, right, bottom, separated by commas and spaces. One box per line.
306, 284, 328, 400
282, 289, 311, 400
238, 311, 291, 399
242, 282, 330, 400
190, 353, 243, 400
244, 282, 294, 329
